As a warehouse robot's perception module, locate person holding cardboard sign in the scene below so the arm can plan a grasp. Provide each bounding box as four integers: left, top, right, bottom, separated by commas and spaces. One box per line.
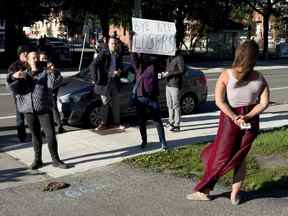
129, 31, 168, 150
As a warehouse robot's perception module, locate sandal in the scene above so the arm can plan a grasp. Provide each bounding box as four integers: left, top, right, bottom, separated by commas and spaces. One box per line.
186, 192, 210, 201
231, 193, 241, 205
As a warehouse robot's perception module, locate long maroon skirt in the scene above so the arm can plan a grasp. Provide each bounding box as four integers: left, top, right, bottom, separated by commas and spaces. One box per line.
193, 105, 259, 192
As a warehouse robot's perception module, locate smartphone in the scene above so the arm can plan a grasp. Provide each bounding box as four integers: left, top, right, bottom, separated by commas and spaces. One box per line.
240, 122, 251, 130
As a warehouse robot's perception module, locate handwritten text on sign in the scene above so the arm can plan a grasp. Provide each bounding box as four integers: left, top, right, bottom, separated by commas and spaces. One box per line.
132, 18, 176, 56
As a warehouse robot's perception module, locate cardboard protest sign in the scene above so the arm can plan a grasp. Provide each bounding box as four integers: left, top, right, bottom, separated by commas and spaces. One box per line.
132, 18, 176, 56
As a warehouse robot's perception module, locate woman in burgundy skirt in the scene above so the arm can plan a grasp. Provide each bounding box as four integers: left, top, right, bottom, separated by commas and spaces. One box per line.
187, 40, 270, 205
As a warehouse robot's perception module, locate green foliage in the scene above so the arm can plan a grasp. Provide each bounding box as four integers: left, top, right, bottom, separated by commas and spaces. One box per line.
252, 127, 288, 158
124, 144, 204, 178
244, 167, 288, 191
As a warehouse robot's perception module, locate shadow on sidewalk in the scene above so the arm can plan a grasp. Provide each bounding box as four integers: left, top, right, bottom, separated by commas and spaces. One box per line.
0, 134, 32, 152
62, 134, 215, 166
1, 106, 288, 166
0, 126, 82, 152
0, 167, 45, 183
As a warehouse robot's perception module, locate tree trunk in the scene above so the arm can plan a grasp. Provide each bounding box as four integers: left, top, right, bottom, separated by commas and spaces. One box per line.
263, 14, 270, 59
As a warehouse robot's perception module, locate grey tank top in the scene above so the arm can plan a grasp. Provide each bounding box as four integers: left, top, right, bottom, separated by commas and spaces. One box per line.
226, 70, 265, 108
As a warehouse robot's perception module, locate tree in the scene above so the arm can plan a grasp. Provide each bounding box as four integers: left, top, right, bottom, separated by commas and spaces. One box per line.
241, 0, 287, 59
3, 0, 56, 63
274, 1, 288, 39
141, 0, 239, 50
61, 0, 133, 40
230, 3, 254, 38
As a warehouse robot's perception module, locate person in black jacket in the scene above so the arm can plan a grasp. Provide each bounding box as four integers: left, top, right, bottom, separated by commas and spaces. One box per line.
8, 51, 70, 170
89, 37, 124, 130
39, 51, 65, 134
162, 53, 184, 132
7, 45, 30, 143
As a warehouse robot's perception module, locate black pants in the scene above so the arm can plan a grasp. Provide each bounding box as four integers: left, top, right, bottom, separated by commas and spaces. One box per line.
53, 93, 63, 129
135, 96, 166, 145
25, 112, 61, 163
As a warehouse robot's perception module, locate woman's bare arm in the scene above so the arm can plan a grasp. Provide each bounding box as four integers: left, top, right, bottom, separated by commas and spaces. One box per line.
215, 70, 239, 122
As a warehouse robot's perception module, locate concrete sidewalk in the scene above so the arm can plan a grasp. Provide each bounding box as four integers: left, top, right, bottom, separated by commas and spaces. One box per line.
2, 103, 288, 182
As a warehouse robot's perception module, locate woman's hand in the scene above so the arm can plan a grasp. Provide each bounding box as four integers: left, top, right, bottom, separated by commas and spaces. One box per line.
232, 115, 246, 127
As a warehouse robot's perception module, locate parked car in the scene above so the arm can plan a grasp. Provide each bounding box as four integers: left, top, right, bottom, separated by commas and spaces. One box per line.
57, 61, 207, 128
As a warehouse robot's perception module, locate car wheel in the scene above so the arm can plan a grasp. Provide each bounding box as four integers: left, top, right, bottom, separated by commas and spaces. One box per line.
180, 93, 197, 114
87, 105, 103, 128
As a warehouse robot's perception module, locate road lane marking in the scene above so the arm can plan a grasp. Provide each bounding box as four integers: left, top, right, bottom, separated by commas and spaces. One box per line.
0, 93, 11, 96
269, 86, 288, 91
0, 115, 16, 120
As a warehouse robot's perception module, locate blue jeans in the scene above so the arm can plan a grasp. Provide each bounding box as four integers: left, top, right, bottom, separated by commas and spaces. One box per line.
15, 97, 26, 141
135, 96, 167, 146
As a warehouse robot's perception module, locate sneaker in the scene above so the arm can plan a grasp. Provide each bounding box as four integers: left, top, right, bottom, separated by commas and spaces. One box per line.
231, 193, 241, 205
186, 192, 210, 201
172, 126, 180, 132
52, 161, 70, 169
95, 123, 109, 131
115, 125, 125, 130
167, 123, 174, 131
30, 161, 44, 170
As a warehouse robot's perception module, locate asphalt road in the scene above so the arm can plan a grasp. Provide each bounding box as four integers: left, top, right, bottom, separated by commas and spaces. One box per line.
0, 164, 288, 216
0, 68, 288, 216
206, 68, 288, 104
1, 68, 288, 130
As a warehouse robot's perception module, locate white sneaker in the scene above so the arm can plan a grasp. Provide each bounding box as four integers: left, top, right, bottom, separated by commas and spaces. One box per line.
116, 125, 125, 130
166, 123, 174, 131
